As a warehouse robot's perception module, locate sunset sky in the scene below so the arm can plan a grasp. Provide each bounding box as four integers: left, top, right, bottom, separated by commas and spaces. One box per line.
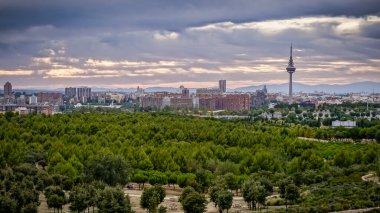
1, 0, 380, 89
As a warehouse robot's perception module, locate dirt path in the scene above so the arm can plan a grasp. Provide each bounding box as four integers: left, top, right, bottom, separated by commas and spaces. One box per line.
330, 207, 380, 213
362, 173, 380, 184
125, 188, 250, 213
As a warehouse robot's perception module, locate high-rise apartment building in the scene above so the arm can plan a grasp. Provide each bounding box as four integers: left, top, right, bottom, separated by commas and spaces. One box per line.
76, 87, 92, 103
65, 87, 77, 99
219, 80, 227, 93
29, 94, 38, 105
179, 85, 190, 97
4, 81, 12, 97
216, 94, 250, 111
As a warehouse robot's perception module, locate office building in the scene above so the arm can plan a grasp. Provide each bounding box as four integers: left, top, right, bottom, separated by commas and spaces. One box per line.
196, 88, 221, 94
29, 94, 38, 105
251, 90, 267, 106
77, 87, 92, 103
37, 93, 63, 105
219, 80, 227, 93
4, 81, 12, 97
65, 87, 77, 99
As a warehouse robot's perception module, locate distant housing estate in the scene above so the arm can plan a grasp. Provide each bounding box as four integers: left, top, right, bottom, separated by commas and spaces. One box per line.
141, 81, 251, 111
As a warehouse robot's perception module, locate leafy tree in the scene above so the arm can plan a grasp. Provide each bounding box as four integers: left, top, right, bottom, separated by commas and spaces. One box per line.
48, 152, 65, 169
208, 185, 224, 208
68, 155, 84, 174
97, 186, 133, 213
148, 171, 168, 185
140, 185, 166, 213
195, 169, 213, 192
150, 150, 179, 172
35, 170, 53, 191
69, 184, 89, 212
132, 150, 153, 170
334, 151, 352, 167
85, 182, 99, 212
279, 181, 300, 209
7, 178, 39, 212
179, 186, 196, 203
223, 173, 239, 195
287, 150, 324, 173
0, 194, 17, 213
241, 178, 271, 211
85, 154, 129, 186
21, 202, 38, 213
258, 177, 273, 195
45, 186, 66, 213
51, 162, 78, 179
216, 190, 233, 213
208, 177, 235, 212
47, 194, 65, 213
131, 171, 148, 190
167, 172, 178, 189
181, 191, 207, 213
242, 179, 259, 210
364, 148, 378, 164
177, 173, 196, 188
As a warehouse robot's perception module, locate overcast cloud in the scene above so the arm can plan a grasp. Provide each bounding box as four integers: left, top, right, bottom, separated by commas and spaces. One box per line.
0, 0, 380, 89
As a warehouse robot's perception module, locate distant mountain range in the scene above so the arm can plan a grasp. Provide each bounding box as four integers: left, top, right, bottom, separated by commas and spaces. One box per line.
1, 81, 379, 94
234, 81, 380, 94
134, 81, 380, 94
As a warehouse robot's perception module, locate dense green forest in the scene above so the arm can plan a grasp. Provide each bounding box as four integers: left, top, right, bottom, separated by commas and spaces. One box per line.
0, 112, 379, 212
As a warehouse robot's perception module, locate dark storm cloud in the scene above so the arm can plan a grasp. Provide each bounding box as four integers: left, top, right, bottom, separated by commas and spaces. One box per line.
1, 0, 380, 88
1, 0, 380, 32
361, 23, 380, 39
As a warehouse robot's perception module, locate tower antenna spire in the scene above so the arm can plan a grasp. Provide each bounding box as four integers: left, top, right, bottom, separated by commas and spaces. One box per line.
290, 42, 293, 57
288, 43, 294, 67
286, 43, 296, 104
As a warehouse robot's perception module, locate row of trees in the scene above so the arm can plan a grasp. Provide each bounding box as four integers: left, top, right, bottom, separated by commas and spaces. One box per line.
138, 175, 300, 213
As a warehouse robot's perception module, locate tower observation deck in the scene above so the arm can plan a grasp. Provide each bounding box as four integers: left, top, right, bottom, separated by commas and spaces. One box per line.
286, 44, 296, 104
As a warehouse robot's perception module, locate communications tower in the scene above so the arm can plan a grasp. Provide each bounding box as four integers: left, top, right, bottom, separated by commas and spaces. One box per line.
286, 44, 296, 104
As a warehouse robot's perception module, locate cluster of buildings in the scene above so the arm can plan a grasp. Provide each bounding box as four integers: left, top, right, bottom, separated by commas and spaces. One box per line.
2, 77, 378, 115
141, 80, 252, 111
64, 87, 92, 104
0, 79, 265, 114
0, 81, 61, 114
264, 92, 380, 107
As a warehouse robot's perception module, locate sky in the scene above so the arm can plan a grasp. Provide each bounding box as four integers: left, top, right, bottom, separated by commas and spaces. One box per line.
0, 0, 380, 89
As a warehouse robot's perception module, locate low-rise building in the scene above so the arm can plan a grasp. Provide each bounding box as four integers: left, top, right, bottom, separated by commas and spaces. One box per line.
37, 93, 63, 105
332, 120, 356, 128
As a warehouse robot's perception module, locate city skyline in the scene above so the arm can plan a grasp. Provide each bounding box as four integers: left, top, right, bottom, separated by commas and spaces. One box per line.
1, 1, 380, 89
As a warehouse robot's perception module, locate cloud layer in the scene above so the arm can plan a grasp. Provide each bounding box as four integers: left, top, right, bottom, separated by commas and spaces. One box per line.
0, 0, 380, 89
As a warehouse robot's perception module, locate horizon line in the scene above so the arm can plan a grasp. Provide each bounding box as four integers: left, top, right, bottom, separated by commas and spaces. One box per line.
1, 80, 379, 91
